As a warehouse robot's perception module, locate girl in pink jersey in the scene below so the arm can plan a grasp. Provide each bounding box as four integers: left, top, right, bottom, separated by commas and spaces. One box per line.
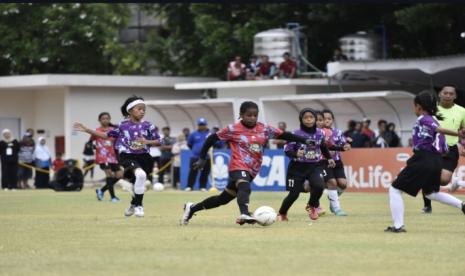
93, 112, 123, 202
181, 101, 317, 226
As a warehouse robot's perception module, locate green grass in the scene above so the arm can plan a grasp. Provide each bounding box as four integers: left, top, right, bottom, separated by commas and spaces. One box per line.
1, 189, 465, 276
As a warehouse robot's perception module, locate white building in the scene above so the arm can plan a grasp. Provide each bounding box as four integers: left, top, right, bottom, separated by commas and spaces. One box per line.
0, 74, 216, 160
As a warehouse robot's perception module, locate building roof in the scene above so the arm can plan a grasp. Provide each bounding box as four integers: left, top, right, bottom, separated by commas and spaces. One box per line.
327, 54, 465, 90
0, 74, 218, 90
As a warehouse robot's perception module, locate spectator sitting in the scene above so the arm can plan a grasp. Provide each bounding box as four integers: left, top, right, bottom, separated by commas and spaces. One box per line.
52, 152, 65, 172
344, 121, 369, 148
246, 55, 260, 80
374, 119, 389, 148
385, 122, 401, 147
278, 52, 297, 79
330, 48, 348, 62
361, 118, 375, 145
50, 159, 83, 191
257, 55, 277, 80
227, 56, 246, 81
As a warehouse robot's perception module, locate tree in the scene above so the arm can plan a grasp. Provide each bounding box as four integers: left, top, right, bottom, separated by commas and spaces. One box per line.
0, 3, 141, 75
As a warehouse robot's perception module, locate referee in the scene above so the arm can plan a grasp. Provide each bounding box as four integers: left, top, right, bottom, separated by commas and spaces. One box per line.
422, 85, 465, 213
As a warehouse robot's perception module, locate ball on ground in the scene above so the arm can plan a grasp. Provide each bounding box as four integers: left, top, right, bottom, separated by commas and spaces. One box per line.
253, 206, 277, 226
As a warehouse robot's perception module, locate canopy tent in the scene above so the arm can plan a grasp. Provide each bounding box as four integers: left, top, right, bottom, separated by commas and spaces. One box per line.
145, 98, 259, 135
327, 54, 465, 91
260, 91, 415, 146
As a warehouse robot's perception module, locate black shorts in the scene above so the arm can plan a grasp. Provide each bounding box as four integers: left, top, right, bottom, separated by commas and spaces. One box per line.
118, 153, 153, 182
99, 163, 121, 172
286, 161, 325, 193
442, 145, 459, 172
323, 159, 346, 182
226, 170, 253, 192
392, 150, 442, 197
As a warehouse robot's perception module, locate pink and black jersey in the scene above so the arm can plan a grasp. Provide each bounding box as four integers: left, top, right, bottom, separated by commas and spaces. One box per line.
91, 127, 118, 164
216, 122, 283, 178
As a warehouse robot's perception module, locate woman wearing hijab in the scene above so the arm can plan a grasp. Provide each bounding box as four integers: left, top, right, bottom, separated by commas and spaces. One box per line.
0, 129, 20, 190
34, 137, 51, 189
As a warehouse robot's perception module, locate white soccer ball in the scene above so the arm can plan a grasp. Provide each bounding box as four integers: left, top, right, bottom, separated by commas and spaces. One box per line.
153, 182, 165, 192
253, 206, 277, 226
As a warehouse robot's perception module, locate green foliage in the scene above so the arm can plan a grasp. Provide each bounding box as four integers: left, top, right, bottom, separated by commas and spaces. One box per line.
0, 3, 131, 75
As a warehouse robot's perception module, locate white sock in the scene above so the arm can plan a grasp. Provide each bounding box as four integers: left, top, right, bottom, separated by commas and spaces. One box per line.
389, 186, 404, 229
425, 192, 462, 209
328, 190, 341, 211
457, 180, 465, 187
134, 168, 147, 195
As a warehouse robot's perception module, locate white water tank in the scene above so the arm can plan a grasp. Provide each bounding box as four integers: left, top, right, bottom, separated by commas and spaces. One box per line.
254, 28, 306, 68
339, 31, 380, 60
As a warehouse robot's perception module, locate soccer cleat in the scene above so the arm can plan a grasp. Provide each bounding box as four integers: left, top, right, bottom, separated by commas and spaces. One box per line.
180, 202, 194, 226
449, 179, 460, 193
124, 205, 135, 217
306, 204, 325, 216
277, 214, 289, 222
96, 189, 104, 201
461, 202, 465, 215
235, 214, 257, 225
422, 206, 432, 214
308, 207, 319, 220
134, 206, 144, 217
384, 226, 406, 233
110, 197, 121, 202
333, 209, 348, 216
184, 187, 192, 192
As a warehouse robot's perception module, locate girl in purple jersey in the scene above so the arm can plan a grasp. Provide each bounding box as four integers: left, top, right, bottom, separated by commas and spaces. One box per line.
74, 96, 161, 218
277, 108, 335, 221
322, 109, 351, 216
386, 91, 465, 233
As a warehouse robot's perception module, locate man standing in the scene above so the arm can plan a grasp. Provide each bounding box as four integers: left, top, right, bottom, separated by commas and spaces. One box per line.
186, 118, 211, 191
158, 127, 176, 186
422, 85, 465, 213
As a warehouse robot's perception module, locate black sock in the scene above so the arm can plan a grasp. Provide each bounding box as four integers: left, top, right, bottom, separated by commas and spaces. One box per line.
134, 194, 144, 206
279, 191, 300, 215
108, 177, 117, 198
100, 177, 111, 193
191, 191, 235, 214
236, 182, 251, 215
423, 193, 432, 208
308, 186, 323, 208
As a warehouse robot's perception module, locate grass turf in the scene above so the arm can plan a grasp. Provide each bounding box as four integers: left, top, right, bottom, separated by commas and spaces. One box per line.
1, 189, 465, 276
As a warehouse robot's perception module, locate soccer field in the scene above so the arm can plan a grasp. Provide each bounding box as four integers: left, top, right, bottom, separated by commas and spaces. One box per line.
1, 189, 465, 276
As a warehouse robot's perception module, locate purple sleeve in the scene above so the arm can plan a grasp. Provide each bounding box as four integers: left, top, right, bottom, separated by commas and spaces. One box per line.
148, 123, 160, 141
107, 127, 120, 138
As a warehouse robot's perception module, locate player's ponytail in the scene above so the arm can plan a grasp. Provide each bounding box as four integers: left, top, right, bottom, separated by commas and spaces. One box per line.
414, 90, 443, 120
121, 95, 145, 117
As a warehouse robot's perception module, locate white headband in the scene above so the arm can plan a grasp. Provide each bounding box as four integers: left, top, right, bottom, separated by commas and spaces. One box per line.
126, 99, 145, 112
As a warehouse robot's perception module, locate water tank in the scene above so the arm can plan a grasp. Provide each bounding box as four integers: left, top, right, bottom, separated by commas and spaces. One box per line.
254, 28, 307, 69
339, 31, 380, 60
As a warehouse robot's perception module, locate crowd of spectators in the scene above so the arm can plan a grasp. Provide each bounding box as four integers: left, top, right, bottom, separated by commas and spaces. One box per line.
227, 52, 297, 81
343, 118, 401, 148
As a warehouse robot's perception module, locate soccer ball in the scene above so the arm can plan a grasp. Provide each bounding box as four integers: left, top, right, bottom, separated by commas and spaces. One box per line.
253, 206, 277, 226
153, 182, 164, 192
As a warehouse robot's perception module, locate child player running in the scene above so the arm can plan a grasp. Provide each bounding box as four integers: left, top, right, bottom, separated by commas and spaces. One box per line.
277, 108, 335, 221
180, 101, 319, 226
74, 96, 160, 218
321, 109, 351, 216
92, 112, 123, 202
386, 91, 465, 233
